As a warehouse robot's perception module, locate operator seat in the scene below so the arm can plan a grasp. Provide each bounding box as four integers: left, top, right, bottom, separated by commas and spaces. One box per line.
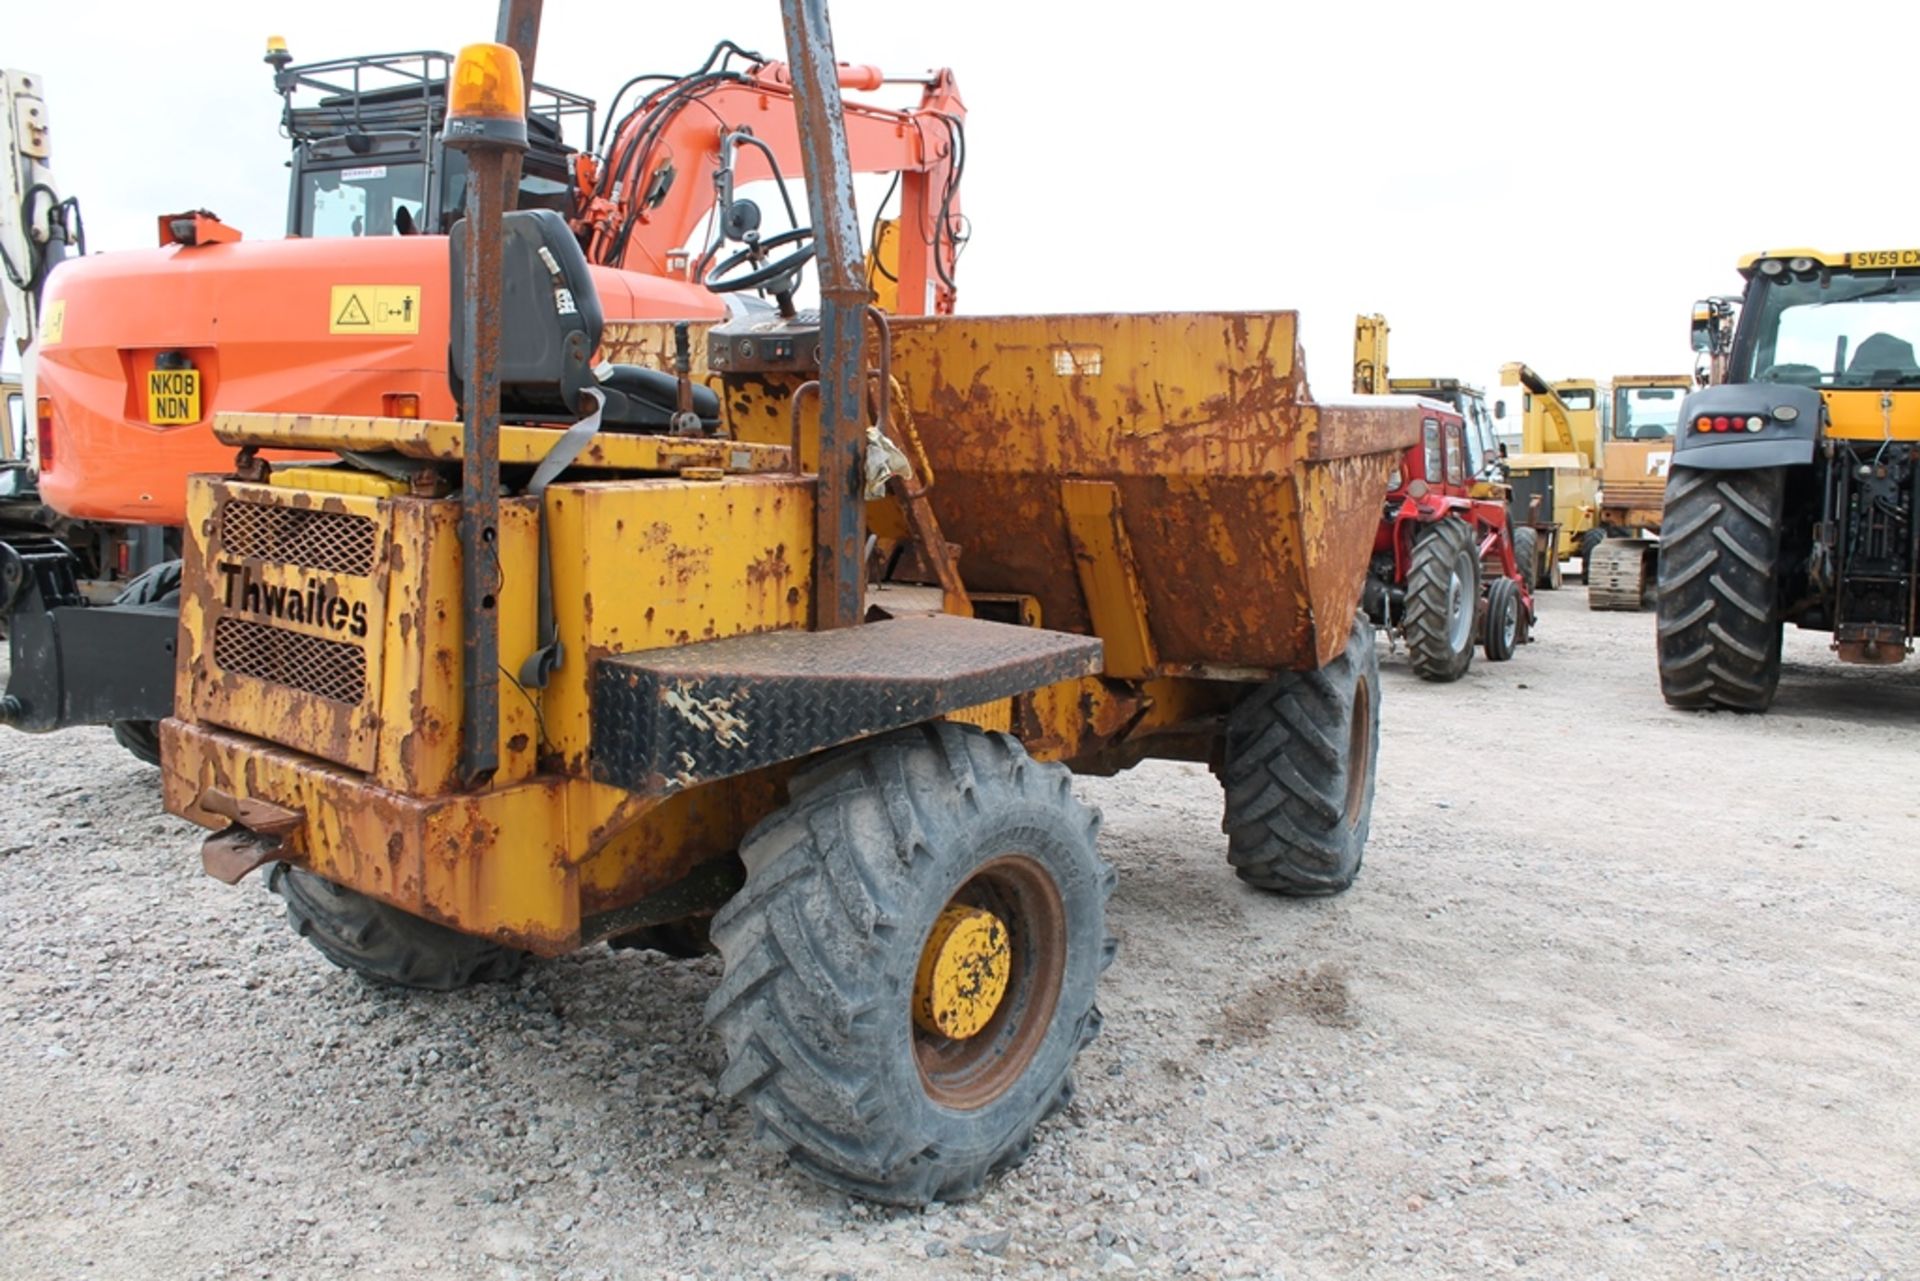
1846, 333, 1920, 383
449, 209, 720, 431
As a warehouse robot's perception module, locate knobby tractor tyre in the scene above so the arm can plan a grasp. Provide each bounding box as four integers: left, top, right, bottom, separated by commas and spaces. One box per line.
1221, 613, 1381, 896
1654, 466, 1786, 712
268, 863, 527, 991
1483, 576, 1521, 662
1401, 517, 1479, 682
705, 722, 1114, 1206
1512, 525, 1540, 592
109, 559, 183, 765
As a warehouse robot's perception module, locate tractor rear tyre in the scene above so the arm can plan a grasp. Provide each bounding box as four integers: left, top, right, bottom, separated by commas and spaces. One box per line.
109, 559, 183, 765
705, 722, 1113, 1205
268, 863, 527, 991
1655, 467, 1786, 711
1512, 525, 1540, 592
1402, 517, 1479, 682
1483, 576, 1520, 661
1221, 613, 1380, 895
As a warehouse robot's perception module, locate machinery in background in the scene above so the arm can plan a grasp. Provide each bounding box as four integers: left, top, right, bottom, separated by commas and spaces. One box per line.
1353, 316, 1535, 679
1584, 373, 1692, 610
4, 33, 967, 755
1657, 247, 1920, 710
1499, 363, 1602, 587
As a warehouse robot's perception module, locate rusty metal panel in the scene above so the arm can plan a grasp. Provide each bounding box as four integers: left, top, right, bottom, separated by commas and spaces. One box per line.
589, 614, 1102, 794
212, 412, 793, 475
883, 313, 1416, 672
540, 474, 817, 775
1059, 479, 1158, 678
179, 479, 390, 771
160, 717, 580, 954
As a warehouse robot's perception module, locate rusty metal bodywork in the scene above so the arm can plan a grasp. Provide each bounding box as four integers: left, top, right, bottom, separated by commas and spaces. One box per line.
163, 308, 1415, 956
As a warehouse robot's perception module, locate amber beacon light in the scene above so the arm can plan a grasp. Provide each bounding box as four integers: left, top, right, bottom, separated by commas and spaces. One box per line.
443, 42, 529, 151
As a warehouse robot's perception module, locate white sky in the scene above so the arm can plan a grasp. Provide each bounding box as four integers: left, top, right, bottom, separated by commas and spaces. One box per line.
16, 0, 1920, 408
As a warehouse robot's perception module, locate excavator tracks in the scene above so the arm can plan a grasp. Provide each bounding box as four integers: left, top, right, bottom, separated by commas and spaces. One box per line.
1587, 537, 1656, 611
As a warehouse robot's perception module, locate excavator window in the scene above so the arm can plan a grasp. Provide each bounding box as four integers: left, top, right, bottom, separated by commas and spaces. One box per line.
301, 163, 429, 237
1613, 387, 1683, 440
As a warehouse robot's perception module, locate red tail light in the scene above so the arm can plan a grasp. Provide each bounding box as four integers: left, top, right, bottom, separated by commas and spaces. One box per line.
382, 392, 421, 419
35, 397, 54, 472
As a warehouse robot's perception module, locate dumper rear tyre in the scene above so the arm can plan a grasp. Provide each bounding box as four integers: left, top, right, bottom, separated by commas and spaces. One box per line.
268, 863, 528, 991
1578, 529, 1606, 585
108, 559, 182, 765
1512, 526, 1539, 592
1221, 613, 1380, 895
1655, 467, 1785, 712
705, 722, 1113, 1206
1402, 518, 1478, 682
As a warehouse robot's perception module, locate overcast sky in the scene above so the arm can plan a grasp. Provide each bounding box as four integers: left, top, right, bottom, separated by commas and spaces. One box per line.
16, 0, 1920, 407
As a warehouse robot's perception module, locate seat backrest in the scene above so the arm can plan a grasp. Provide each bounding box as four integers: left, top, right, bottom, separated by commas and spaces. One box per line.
449, 209, 607, 416
1848, 332, 1918, 379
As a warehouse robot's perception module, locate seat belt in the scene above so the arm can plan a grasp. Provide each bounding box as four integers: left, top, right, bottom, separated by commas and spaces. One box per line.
517, 387, 605, 689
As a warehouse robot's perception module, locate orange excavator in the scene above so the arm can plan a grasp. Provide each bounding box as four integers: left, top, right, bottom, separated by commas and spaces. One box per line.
2, 33, 966, 758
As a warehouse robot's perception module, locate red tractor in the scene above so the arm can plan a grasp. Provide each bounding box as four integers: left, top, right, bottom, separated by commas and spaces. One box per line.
1362, 400, 1535, 681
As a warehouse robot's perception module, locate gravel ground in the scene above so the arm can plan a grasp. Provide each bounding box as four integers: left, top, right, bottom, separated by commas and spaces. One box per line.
2, 589, 1917, 1280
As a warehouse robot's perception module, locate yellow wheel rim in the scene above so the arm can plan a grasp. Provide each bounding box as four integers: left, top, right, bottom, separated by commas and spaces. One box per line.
913, 904, 1012, 1040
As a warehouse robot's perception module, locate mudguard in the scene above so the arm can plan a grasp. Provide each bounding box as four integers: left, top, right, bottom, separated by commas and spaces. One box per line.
1671, 384, 1823, 470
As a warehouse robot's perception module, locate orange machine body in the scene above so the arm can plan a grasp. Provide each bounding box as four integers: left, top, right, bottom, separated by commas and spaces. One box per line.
31, 56, 964, 529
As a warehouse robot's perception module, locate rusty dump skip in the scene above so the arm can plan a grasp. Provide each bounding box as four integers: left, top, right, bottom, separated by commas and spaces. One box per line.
887, 312, 1418, 672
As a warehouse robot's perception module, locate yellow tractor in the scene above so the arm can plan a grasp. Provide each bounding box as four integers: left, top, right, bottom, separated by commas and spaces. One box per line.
158, 16, 1417, 1204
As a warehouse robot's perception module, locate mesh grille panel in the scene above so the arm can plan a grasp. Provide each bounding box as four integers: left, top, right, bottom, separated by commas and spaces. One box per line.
213, 617, 367, 705
220, 501, 377, 576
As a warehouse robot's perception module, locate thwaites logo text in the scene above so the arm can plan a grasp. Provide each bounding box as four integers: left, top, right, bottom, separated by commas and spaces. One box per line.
217, 562, 370, 638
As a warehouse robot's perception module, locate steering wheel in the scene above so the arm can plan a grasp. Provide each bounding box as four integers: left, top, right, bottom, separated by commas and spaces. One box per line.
704, 226, 817, 294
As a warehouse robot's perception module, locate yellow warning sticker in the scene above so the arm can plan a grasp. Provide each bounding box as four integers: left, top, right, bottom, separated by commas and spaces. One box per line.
41, 299, 65, 345
328, 284, 422, 335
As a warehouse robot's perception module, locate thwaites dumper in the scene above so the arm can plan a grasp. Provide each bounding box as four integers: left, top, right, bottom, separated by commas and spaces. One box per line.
161, 21, 1415, 1204
1656, 247, 1920, 710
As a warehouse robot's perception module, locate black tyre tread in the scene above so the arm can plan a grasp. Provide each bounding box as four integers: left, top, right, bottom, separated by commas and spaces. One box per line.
1221, 614, 1380, 895
1402, 517, 1477, 682
268, 863, 526, 991
109, 559, 184, 766
1512, 526, 1540, 592
1654, 467, 1785, 712
1578, 528, 1607, 585
1483, 576, 1520, 661
704, 722, 1113, 1205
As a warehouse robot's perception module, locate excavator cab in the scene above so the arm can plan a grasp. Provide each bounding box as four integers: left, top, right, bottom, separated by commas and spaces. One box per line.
274, 49, 593, 238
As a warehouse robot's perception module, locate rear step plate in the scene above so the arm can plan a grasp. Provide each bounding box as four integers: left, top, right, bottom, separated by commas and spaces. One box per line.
591, 615, 1103, 793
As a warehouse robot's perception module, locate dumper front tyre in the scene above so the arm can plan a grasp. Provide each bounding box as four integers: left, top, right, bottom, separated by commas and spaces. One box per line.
1221, 614, 1380, 896
705, 722, 1113, 1206
267, 863, 527, 991
1402, 518, 1479, 682
109, 559, 182, 765
1655, 467, 1785, 712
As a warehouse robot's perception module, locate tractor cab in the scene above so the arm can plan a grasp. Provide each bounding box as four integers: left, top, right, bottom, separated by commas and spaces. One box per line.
271, 46, 594, 238
1387, 378, 1501, 482
1382, 397, 1476, 502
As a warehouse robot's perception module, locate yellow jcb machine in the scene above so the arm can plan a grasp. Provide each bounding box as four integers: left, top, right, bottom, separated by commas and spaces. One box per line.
1499, 363, 1601, 590
159, 10, 1417, 1204
1584, 373, 1693, 610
